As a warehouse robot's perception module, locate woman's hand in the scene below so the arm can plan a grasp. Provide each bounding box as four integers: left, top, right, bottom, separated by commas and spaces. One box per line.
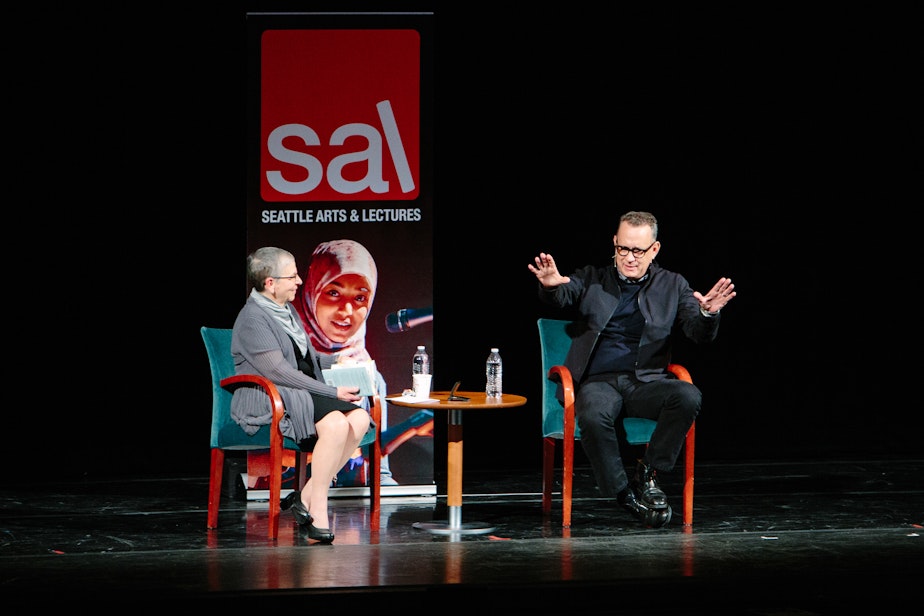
337, 386, 363, 402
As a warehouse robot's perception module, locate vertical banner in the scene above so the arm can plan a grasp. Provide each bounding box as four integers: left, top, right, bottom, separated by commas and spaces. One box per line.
246, 13, 435, 495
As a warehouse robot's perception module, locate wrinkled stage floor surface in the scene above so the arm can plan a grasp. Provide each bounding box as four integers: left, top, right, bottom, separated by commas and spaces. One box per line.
2, 458, 922, 614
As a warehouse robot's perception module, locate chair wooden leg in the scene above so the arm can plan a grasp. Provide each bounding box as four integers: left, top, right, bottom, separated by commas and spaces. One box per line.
562, 394, 576, 529
295, 451, 309, 491
368, 393, 383, 531
207, 448, 224, 530
369, 444, 381, 532
542, 437, 555, 514
562, 434, 573, 529
268, 441, 283, 541
682, 421, 695, 527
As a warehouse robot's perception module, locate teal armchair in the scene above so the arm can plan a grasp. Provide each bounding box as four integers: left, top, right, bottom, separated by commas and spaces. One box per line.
201, 326, 381, 539
537, 318, 696, 528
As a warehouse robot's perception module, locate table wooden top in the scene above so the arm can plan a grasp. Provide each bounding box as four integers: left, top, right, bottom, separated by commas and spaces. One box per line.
386, 391, 527, 410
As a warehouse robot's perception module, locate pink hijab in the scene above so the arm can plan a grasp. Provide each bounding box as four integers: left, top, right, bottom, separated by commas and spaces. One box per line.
294, 239, 377, 362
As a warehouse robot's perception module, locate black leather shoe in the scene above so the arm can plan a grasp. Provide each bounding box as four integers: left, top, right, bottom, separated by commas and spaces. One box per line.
618, 487, 645, 520
619, 486, 672, 528
631, 462, 670, 511
306, 522, 334, 544
281, 492, 313, 527
281, 491, 299, 510
626, 463, 673, 528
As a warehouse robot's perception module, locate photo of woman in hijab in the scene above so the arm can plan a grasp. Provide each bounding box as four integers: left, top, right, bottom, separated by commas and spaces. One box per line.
293, 239, 398, 485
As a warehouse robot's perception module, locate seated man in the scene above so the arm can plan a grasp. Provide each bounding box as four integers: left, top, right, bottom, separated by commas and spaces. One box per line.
527, 211, 735, 527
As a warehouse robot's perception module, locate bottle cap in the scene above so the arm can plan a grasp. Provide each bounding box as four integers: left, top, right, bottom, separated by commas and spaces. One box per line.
491, 348, 499, 352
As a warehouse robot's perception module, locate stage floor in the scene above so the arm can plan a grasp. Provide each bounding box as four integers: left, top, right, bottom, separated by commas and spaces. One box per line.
2, 457, 922, 613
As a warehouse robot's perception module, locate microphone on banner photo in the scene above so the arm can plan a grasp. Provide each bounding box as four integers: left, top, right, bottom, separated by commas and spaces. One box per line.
385, 306, 434, 333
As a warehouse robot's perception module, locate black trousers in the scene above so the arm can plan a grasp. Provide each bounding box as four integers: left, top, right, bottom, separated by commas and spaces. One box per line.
574, 372, 700, 498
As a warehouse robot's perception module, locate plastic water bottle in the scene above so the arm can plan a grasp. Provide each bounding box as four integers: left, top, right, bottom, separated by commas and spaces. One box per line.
412, 345, 430, 375
485, 348, 502, 398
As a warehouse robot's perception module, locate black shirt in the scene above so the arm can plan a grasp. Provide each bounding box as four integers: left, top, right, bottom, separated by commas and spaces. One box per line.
585, 277, 645, 376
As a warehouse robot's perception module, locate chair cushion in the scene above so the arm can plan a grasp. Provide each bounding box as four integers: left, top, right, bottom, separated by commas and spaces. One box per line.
215, 422, 300, 450
623, 417, 657, 446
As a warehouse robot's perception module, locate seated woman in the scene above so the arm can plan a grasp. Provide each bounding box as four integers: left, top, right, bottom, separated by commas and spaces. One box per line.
231, 246, 374, 544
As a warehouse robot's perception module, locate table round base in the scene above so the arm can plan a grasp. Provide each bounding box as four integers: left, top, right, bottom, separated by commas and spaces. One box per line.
413, 521, 497, 535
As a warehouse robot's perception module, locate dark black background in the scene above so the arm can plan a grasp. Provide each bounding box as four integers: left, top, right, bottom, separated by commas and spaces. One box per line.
10, 4, 918, 483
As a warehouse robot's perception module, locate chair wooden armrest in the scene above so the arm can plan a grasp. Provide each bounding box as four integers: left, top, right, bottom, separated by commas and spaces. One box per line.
543, 365, 575, 522
218, 374, 291, 538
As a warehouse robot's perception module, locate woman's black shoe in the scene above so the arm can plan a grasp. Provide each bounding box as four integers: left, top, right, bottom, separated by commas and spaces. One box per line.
281, 492, 313, 527
306, 522, 335, 544
281, 491, 298, 510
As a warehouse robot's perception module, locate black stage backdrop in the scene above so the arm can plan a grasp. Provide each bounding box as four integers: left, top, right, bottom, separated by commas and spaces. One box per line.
10, 4, 919, 482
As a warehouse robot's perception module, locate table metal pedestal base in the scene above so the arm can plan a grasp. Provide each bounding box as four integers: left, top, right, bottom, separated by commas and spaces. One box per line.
413, 505, 496, 535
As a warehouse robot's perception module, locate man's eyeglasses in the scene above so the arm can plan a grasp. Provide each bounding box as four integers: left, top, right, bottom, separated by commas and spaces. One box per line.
614, 241, 656, 259
272, 274, 300, 280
